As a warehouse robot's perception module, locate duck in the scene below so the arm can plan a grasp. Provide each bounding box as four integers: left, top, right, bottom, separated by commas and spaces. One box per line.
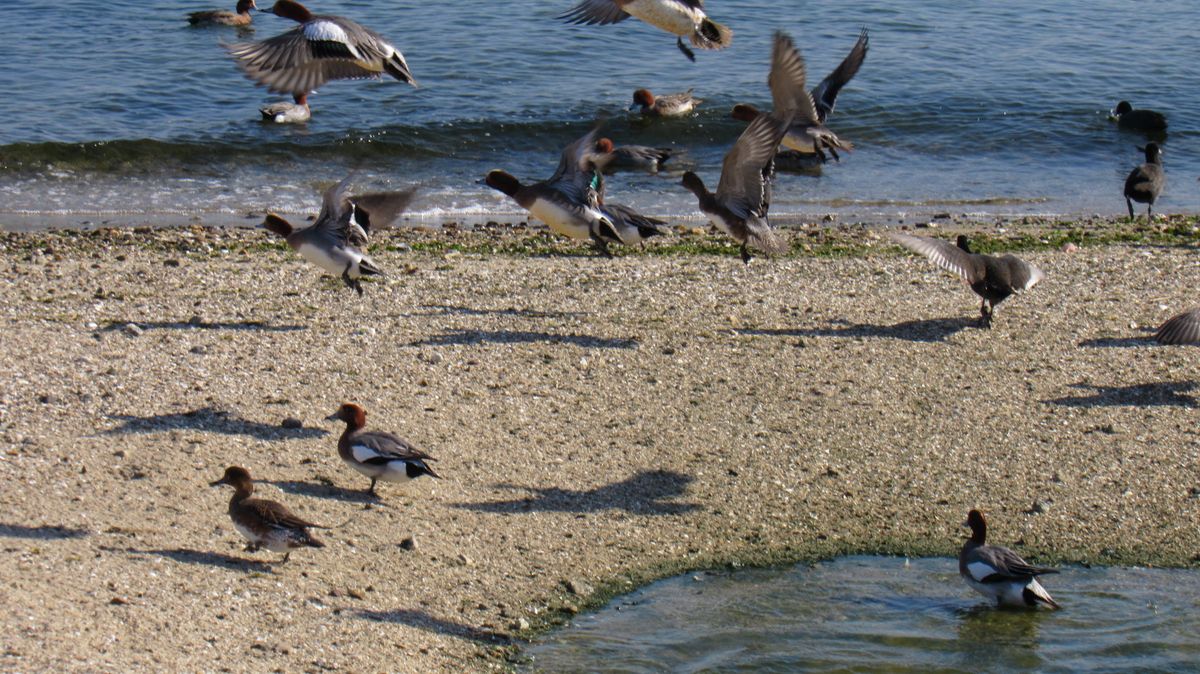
960, 510, 1060, 609
262, 175, 415, 295
260, 92, 310, 123
681, 33, 797, 264
1110, 101, 1167, 132
485, 125, 623, 256
630, 88, 702, 117
594, 138, 672, 173
1155, 306, 1200, 345
1124, 142, 1165, 221
210, 466, 325, 563
326, 403, 440, 496
188, 0, 257, 26
228, 0, 416, 98
730, 29, 866, 162
559, 0, 732, 62
601, 202, 671, 246
888, 232, 1045, 328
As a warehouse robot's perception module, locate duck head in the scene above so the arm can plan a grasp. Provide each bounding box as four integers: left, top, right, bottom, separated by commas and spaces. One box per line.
630, 89, 655, 110
730, 104, 761, 123
1112, 100, 1133, 116
1138, 142, 1162, 163
264, 0, 312, 22
262, 212, 294, 237
326, 402, 367, 429
484, 170, 522, 197
211, 466, 255, 493
963, 509, 987, 544
237, 0, 258, 14
680, 171, 707, 197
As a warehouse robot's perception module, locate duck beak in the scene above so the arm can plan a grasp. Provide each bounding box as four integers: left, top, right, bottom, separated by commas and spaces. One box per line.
324, 412, 340, 422
628, 103, 640, 112
209, 478, 227, 487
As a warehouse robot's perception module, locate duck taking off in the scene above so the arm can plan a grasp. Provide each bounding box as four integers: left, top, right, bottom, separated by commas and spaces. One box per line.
558, 0, 732, 62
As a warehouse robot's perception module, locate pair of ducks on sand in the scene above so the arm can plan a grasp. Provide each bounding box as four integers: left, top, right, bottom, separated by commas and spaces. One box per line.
211, 403, 439, 562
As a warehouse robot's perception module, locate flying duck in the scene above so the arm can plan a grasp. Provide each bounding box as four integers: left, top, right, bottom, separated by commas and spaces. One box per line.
1110, 101, 1167, 132
888, 232, 1045, 328
228, 0, 416, 99
210, 466, 325, 563
260, 92, 310, 123
1155, 306, 1200, 345
630, 88, 702, 117
960, 510, 1060, 609
594, 138, 672, 173
262, 175, 415, 295
326, 403, 440, 496
559, 0, 732, 62
730, 29, 867, 162
1123, 142, 1165, 221
188, 0, 257, 26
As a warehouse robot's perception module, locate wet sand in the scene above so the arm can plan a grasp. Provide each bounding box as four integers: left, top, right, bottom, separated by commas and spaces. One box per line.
0, 221, 1197, 672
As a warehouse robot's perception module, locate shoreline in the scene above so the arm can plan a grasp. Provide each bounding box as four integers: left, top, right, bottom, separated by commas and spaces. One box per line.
1, 219, 1198, 672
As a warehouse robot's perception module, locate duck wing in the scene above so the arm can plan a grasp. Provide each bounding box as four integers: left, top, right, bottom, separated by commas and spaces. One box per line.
716, 112, 791, 219
558, 0, 633, 25
245, 497, 323, 530
547, 124, 606, 205
811, 28, 868, 123
349, 430, 437, 464
228, 25, 383, 94
768, 31, 819, 125
888, 232, 985, 284
1156, 306, 1200, 345
349, 188, 418, 232
966, 544, 1057, 582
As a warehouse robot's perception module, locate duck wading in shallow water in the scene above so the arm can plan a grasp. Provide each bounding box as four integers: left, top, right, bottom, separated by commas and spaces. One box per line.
262, 175, 415, 295
210, 466, 326, 563
887, 232, 1045, 328
960, 510, 1060, 609
327, 403, 441, 497
227, 0, 416, 117
1123, 142, 1165, 221
558, 0, 732, 62
730, 28, 867, 162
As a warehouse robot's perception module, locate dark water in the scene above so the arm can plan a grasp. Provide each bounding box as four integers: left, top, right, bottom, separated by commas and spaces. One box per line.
524, 556, 1200, 673
1, 1, 1198, 229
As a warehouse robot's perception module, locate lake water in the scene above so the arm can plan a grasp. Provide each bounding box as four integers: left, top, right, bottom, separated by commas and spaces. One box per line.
524, 556, 1200, 673
1, 1, 1198, 230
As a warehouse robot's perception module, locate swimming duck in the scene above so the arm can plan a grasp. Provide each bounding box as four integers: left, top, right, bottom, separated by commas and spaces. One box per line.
485, 126, 622, 256
594, 138, 672, 173
888, 232, 1045, 328
188, 0, 257, 26
210, 466, 325, 563
960, 510, 1060, 609
1124, 142, 1164, 221
260, 92, 310, 123
228, 0, 416, 97
559, 0, 732, 62
262, 175, 415, 295
730, 30, 866, 162
1110, 101, 1167, 132
326, 403, 440, 496
1155, 306, 1200, 345
630, 88, 702, 117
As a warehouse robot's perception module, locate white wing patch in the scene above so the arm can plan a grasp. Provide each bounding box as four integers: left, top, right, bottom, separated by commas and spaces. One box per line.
351, 444, 381, 464
304, 20, 351, 44
967, 561, 996, 582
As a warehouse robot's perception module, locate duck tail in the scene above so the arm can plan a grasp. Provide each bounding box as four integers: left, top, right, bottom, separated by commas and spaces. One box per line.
358, 258, 384, 277
303, 532, 326, 549
419, 461, 442, 480
1024, 579, 1060, 609
691, 18, 733, 50
384, 51, 418, 87
748, 224, 788, 256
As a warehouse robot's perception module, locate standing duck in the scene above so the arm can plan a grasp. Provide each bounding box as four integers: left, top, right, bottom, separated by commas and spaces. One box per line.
630, 88, 702, 117
559, 0, 732, 62
1123, 143, 1165, 221
888, 232, 1045, 328
260, 92, 310, 123
1110, 101, 1167, 132
228, 0, 416, 101
730, 30, 867, 162
262, 175, 415, 295
188, 0, 257, 27
960, 510, 1060, 609
326, 403, 440, 497
210, 466, 325, 563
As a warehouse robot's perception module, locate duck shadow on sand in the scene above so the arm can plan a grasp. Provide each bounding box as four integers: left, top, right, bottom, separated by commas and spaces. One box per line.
742, 317, 975, 343
1045, 381, 1198, 408
455, 469, 698, 516
413, 304, 587, 320
267, 479, 378, 505
411, 329, 638, 349
1077, 336, 1157, 348
353, 608, 513, 645
0, 523, 90, 540
127, 547, 273, 573
104, 407, 329, 441
101, 319, 305, 332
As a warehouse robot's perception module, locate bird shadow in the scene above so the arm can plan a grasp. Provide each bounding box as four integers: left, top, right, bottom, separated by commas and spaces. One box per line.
1045, 381, 1198, 408
1077, 336, 1157, 348
0, 523, 90, 540
411, 329, 638, 349
267, 480, 378, 505
127, 547, 274, 573
413, 304, 586, 319
353, 608, 513, 645
103, 407, 329, 441
742, 317, 975, 343
101, 320, 305, 332
454, 469, 698, 516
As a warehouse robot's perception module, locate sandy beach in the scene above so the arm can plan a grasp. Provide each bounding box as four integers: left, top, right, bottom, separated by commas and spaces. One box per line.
1, 219, 1198, 672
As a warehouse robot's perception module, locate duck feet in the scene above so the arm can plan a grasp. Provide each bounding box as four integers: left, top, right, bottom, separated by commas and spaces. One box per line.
676, 37, 696, 62
979, 303, 993, 329
341, 263, 364, 296
590, 233, 614, 259
740, 243, 753, 265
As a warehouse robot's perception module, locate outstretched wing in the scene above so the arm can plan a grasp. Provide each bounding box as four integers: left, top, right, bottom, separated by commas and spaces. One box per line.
768, 31, 819, 125
557, 0, 632, 25
716, 112, 790, 219
811, 28, 869, 122
888, 232, 982, 284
